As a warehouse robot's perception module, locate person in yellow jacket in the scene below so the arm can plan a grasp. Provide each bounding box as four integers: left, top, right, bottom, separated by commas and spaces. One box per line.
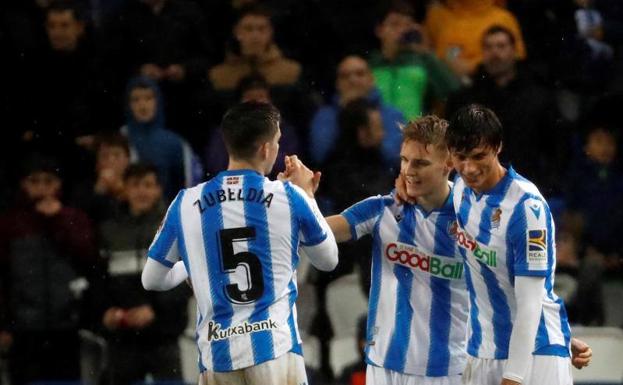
425, 0, 526, 77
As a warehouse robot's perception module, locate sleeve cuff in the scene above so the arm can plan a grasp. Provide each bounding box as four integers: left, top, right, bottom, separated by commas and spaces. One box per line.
341, 211, 359, 241
514, 267, 548, 277
148, 255, 175, 268
300, 231, 328, 247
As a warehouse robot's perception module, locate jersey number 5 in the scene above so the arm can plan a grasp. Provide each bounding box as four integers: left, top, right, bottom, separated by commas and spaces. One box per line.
219, 227, 264, 304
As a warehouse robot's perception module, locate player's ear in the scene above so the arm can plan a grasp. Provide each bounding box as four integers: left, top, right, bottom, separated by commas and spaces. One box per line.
496, 142, 503, 156
259, 141, 270, 161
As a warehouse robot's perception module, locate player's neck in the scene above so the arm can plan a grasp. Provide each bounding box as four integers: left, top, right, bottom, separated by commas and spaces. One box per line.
417, 182, 450, 212
227, 158, 265, 175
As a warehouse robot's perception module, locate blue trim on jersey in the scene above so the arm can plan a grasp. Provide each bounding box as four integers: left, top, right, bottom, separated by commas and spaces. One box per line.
284, 182, 327, 246
365, 217, 384, 360
201, 176, 234, 371
243, 174, 276, 365
342, 196, 385, 241
509, 194, 549, 277
426, 213, 454, 376
384, 205, 416, 372
147, 255, 175, 268
148, 190, 184, 264
534, 345, 570, 357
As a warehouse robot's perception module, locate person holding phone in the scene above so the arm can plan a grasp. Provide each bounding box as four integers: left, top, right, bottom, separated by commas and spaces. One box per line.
368, 1, 460, 120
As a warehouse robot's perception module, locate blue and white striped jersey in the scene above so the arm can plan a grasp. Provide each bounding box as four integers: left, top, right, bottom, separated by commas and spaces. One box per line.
148, 169, 329, 372
452, 167, 571, 360
342, 191, 469, 376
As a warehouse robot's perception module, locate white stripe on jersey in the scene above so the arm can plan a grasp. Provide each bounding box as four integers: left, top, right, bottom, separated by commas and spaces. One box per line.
452, 167, 571, 360
148, 169, 327, 372
342, 191, 469, 376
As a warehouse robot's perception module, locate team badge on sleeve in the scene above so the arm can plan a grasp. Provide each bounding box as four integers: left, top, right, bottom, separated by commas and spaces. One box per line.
527, 229, 547, 263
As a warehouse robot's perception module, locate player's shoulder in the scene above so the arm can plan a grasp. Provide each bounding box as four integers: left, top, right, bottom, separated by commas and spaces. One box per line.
506, 168, 546, 203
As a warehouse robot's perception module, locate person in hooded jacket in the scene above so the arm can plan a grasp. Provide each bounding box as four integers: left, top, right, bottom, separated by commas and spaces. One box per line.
121, 76, 204, 202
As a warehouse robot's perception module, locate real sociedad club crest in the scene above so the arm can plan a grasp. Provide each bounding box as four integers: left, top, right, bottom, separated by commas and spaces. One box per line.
491, 208, 502, 229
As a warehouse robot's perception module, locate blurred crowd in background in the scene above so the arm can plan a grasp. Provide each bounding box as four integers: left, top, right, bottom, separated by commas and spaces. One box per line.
0, 0, 622, 384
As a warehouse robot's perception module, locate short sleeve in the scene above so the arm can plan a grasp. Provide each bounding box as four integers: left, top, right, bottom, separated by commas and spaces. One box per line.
509, 197, 552, 277
148, 190, 184, 268
284, 183, 328, 247
341, 195, 388, 241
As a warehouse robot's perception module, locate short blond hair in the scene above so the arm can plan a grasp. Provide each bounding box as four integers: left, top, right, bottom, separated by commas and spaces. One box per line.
402, 115, 449, 152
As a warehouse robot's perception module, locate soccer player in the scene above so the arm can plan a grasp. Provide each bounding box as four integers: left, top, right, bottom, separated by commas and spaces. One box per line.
394, 105, 577, 385
141, 102, 338, 385
286, 114, 592, 385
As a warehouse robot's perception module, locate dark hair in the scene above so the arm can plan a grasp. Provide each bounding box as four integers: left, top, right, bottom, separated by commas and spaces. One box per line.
377, 1, 415, 24
94, 133, 130, 156
47, 0, 85, 22
483, 25, 516, 46
221, 102, 280, 160
446, 104, 503, 153
235, 3, 272, 25
402, 115, 449, 152
236, 73, 270, 99
338, 98, 376, 137
123, 163, 160, 183
19, 153, 62, 179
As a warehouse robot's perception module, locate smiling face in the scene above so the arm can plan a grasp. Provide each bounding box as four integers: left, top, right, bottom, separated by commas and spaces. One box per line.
450, 144, 502, 193
400, 139, 450, 199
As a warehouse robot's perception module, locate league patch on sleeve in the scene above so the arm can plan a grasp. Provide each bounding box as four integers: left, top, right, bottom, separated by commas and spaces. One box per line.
527, 229, 547, 264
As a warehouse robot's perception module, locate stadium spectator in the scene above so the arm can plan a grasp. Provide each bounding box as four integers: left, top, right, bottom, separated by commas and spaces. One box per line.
369, 1, 459, 119
207, 4, 311, 132
96, 164, 191, 385
208, 4, 301, 91
446, 25, 563, 195
98, 0, 213, 137
71, 134, 130, 223
424, 0, 526, 78
121, 76, 204, 202
560, 123, 622, 325
204, 73, 301, 179
0, 154, 96, 385
309, 55, 405, 169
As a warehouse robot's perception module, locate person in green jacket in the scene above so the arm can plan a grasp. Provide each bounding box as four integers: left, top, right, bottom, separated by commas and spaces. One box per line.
369, 1, 460, 120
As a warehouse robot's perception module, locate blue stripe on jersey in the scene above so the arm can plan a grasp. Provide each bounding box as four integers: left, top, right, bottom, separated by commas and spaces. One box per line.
477, 189, 512, 358
284, 183, 326, 246
342, 197, 385, 241
365, 218, 384, 361
148, 191, 184, 267
535, 310, 549, 352
196, 312, 207, 372
458, 187, 483, 356
243, 175, 275, 365
480, 265, 511, 358
427, 214, 453, 376
384, 205, 416, 372
175, 191, 191, 277
286, 280, 301, 355
201, 178, 234, 371
285, 182, 301, 354
464, 257, 482, 357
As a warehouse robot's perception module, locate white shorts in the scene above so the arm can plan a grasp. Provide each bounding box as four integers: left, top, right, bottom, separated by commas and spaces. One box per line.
462, 355, 573, 385
198, 352, 308, 385
367, 365, 463, 385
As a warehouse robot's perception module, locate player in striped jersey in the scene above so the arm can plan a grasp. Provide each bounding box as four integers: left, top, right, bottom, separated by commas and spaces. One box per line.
141, 102, 339, 385
446, 104, 573, 385
286, 116, 467, 385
